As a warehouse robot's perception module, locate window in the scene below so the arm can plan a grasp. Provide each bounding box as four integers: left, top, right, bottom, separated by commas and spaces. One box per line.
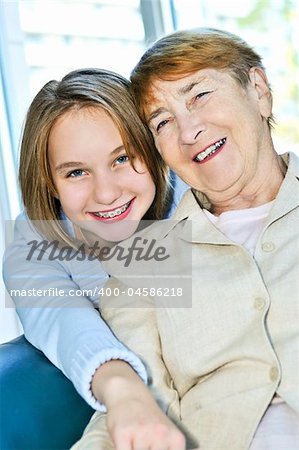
0, 0, 153, 342
0, 0, 298, 342
172, 0, 299, 154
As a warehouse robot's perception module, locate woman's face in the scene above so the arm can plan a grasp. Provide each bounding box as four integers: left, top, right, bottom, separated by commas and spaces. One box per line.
48, 107, 156, 242
145, 67, 272, 207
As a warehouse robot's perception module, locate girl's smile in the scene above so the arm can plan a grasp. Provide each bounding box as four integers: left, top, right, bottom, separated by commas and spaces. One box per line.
88, 198, 135, 222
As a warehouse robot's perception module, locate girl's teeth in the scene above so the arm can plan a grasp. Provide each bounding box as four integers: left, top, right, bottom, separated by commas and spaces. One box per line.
95, 201, 130, 218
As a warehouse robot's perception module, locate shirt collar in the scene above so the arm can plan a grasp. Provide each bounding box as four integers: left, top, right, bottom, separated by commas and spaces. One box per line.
159, 152, 299, 241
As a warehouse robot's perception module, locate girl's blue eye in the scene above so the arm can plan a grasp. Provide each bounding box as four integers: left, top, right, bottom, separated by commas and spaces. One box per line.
67, 169, 85, 178
115, 155, 129, 165
156, 119, 168, 132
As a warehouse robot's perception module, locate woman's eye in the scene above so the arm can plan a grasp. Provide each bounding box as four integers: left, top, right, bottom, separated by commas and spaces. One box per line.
156, 119, 169, 132
194, 91, 210, 101
67, 169, 85, 178
114, 154, 129, 165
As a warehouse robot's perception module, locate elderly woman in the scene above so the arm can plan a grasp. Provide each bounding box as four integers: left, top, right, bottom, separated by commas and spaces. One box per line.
71, 28, 299, 450
71, 29, 299, 450
128, 27, 299, 449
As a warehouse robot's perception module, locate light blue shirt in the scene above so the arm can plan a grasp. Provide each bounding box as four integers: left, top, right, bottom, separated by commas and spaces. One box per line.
2, 174, 188, 410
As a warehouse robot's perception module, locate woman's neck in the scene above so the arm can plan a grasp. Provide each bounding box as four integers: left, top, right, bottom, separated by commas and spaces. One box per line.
210, 152, 287, 216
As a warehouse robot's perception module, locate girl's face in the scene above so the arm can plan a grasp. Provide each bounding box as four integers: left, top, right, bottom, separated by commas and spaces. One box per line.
48, 107, 156, 242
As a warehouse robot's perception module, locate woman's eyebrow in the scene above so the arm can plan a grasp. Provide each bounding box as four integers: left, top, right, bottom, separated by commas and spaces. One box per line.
178, 81, 200, 96
147, 107, 167, 124
147, 77, 209, 124
178, 76, 208, 96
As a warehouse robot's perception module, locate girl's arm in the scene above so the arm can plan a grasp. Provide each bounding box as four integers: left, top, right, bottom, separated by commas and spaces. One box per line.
2, 213, 147, 410
89, 279, 188, 449
91, 359, 186, 450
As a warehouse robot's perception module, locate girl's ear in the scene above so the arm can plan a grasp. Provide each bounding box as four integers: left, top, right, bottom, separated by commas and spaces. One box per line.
49, 184, 59, 200
249, 67, 272, 119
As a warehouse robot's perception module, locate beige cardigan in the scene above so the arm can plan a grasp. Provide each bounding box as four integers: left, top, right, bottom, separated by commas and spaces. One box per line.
77, 152, 299, 450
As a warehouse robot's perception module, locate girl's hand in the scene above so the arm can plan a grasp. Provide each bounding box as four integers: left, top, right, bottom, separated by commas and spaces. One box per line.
92, 360, 186, 450
107, 390, 186, 450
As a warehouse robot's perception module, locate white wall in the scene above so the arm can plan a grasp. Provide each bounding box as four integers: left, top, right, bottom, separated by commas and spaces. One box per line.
0, 207, 22, 344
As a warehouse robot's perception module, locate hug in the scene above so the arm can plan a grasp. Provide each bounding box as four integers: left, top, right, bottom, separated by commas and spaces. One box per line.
2, 28, 299, 449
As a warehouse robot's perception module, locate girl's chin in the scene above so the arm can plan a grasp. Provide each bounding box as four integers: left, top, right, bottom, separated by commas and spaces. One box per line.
85, 220, 140, 243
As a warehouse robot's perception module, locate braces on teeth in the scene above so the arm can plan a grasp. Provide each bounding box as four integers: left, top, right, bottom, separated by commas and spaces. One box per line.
194, 138, 226, 162
95, 201, 130, 218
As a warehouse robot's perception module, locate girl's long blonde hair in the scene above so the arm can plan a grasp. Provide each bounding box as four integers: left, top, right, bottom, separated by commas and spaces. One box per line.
19, 68, 171, 246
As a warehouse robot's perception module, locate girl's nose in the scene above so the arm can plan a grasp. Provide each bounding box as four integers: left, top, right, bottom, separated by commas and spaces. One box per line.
92, 173, 122, 206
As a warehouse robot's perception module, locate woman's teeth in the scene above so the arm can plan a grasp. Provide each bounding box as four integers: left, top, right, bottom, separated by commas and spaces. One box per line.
94, 200, 131, 218
194, 138, 226, 162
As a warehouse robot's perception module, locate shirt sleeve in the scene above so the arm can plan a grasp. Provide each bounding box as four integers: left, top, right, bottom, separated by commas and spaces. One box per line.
2, 213, 148, 410
100, 277, 180, 420
165, 171, 189, 218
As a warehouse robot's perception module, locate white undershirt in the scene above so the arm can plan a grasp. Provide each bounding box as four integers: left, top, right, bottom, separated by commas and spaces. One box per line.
203, 202, 299, 448
203, 201, 273, 255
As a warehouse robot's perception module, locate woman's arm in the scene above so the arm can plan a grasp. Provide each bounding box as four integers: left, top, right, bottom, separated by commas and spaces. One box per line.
2, 213, 147, 410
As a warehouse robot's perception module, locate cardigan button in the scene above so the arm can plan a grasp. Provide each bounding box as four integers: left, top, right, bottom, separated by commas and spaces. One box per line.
254, 297, 266, 310
269, 366, 279, 382
262, 242, 275, 252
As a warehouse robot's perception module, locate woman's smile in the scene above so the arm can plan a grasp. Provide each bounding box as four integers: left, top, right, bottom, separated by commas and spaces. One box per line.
193, 137, 227, 163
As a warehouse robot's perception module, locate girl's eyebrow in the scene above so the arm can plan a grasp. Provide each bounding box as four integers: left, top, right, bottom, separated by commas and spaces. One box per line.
110, 145, 125, 157
54, 145, 126, 173
55, 161, 85, 173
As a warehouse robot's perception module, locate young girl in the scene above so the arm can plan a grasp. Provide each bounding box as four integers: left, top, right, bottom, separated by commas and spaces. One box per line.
3, 68, 187, 449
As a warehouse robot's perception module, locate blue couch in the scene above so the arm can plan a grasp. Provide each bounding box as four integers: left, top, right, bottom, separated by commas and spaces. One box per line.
0, 335, 94, 450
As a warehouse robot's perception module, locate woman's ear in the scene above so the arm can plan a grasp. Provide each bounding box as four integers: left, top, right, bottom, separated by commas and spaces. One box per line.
249, 67, 272, 119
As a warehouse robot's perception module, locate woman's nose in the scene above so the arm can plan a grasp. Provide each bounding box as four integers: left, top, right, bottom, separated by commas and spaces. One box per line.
177, 112, 204, 145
